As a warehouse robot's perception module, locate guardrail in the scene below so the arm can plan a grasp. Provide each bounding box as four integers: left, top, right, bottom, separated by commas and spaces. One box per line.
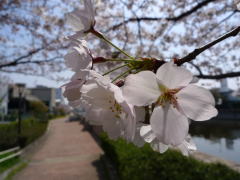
0, 147, 22, 164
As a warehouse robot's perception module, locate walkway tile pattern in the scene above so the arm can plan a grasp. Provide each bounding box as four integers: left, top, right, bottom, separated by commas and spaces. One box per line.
14, 118, 104, 180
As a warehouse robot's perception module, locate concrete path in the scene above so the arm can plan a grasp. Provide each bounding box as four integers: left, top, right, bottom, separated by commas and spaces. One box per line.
13, 117, 105, 180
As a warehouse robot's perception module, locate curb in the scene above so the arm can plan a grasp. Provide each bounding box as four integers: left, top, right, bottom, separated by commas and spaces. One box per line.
85, 124, 119, 180
0, 161, 27, 180
192, 151, 240, 172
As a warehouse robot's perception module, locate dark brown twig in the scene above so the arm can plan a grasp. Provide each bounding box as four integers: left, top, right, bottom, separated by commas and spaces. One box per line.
197, 71, 240, 79
188, 62, 203, 75
106, 0, 216, 32
176, 26, 240, 66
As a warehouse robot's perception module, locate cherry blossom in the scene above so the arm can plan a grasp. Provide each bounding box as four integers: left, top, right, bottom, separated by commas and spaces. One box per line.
61, 0, 221, 156
140, 125, 196, 156
64, 40, 92, 72
123, 61, 218, 146
63, 70, 109, 107
235, 0, 240, 10
81, 72, 136, 141
66, 0, 95, 38
130, 107, 146, 147
62, 71, 89, 107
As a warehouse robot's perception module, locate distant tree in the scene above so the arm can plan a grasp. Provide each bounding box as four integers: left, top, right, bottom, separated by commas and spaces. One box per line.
29, 100, 48, 121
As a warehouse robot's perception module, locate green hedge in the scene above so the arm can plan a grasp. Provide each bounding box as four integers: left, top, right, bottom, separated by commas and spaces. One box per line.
29, 101, 48, 121
0, 157, 21, 174
0, 118, 48, 151
100, 134, 240, 180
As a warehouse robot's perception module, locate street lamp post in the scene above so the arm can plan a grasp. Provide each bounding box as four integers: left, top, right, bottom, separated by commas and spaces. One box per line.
17, 83, 25, 146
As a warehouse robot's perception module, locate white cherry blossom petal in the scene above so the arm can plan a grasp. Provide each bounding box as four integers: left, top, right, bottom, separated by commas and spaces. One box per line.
110, 84, 125, 104
123, 71, 160, 106
107, 83, 137, 141
101, 110, 123, 140
88, 70, 111, 86
156, 61, 193, 89
120, 102, 136, 141
151, 140, 169, 153
71, 70, 89, 81
81, 76, 137, 141
84, 0, 95, 19
64, 43, 92, 72
81, 80, 97, 94
85, 106, 104, 125
63, 86, 81, 101
177, 84, 218, 121
66, 0, 95, 33
83, 84, 111, 108
62, 79, 84, 102
66, 10, 86, 31
150, 105, 189, 146
140, 125, 156, 143
62, 70, 90, 106
177, 135, 197, 156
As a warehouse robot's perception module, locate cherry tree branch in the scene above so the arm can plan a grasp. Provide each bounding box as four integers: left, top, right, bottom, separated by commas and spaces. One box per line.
106, 0, 216, 31
166, 0, 216, 21
0, 56, 62, 69
197, 71, 240, 79
201, 10, 239, 39
0, 69, 48, 77
176, 26, 240, 65
0, 47, 45, 68
188, 62, 203, 76
0, 41, 68, 69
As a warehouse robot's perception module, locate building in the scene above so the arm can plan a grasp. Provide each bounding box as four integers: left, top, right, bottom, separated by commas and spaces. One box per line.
7, 84, 57, 113
55, 88, 64, 104
0, 82, 8, 116
30, 86, 56, 111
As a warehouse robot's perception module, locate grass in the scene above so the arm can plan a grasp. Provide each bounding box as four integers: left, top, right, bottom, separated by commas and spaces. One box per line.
0, 152, 15, 160
100, 134, 240, 180
0, 150, 21, 174
4, 161, 28, 180
0, 157, 21, 174
0, 117, 48, 176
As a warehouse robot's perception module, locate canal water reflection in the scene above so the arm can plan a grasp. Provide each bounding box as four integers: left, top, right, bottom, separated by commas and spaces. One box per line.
190, 120, 240, 164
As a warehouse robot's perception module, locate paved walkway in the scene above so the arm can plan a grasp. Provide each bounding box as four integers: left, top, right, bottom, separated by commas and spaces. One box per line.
13, 117, 105, 180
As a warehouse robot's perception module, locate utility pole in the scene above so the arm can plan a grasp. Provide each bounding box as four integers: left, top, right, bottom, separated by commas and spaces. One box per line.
17, 83, 25, 146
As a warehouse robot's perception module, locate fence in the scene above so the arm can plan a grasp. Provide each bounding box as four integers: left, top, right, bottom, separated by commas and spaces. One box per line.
0, 146, 22, 164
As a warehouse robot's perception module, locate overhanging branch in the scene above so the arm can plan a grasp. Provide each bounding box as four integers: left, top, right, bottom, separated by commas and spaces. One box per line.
107, 0, 216, 32
176, 26, 240, 65
0, 47, 45, 69
0, 56, 62, 69
197, 71, 240, 79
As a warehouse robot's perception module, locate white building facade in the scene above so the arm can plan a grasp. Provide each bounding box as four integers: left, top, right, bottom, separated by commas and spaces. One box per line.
0, 82, 8, 116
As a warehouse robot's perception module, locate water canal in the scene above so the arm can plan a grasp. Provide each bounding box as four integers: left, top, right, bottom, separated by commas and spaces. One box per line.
190, 119, 240, 164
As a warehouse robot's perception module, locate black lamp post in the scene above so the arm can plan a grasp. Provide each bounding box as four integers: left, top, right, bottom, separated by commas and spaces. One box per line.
17, 83, 25, 146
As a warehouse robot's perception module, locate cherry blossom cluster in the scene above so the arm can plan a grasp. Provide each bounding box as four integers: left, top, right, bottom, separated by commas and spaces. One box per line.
62, 0, 218, 156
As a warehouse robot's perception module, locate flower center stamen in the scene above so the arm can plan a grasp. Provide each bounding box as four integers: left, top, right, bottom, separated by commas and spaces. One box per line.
157, 85, 180, 108
108, 99, 122, 118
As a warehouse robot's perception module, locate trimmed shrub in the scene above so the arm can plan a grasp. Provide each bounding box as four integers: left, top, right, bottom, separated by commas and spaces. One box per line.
0, 118, 48, 151
100, 134, 240, 180
0, 121, 18, 150
29, 101, 48, 121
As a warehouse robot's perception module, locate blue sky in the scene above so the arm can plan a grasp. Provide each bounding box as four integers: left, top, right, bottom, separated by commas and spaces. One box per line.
2, 0, 239, 91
